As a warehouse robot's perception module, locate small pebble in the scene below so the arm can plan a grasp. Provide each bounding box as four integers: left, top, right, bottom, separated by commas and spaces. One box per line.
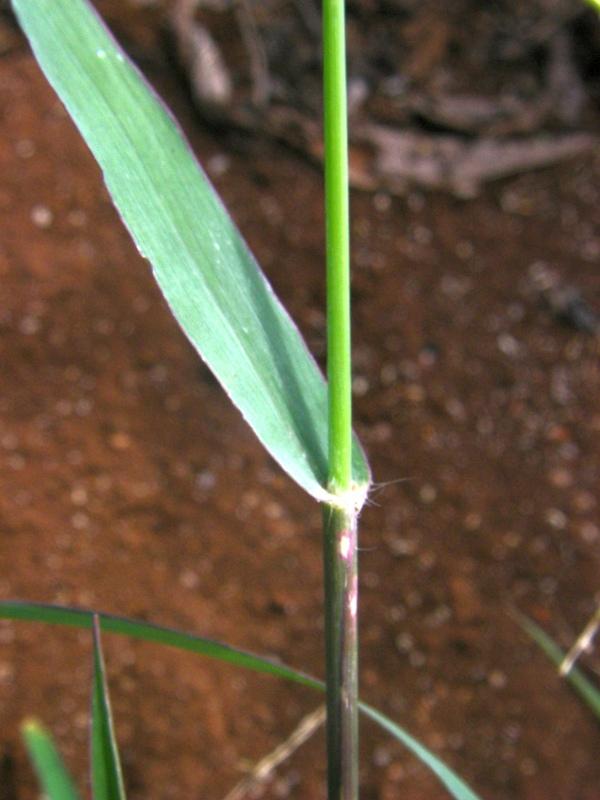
362, 571, 380, 588
519, 757, 538, 776
412, 224, 432, 245
19, 315, 41, 335
455, 240, 474, 260
373, 192, 391, 213
195, 470, 216, 490
30, 204, 53, 228
395, 632, 414, 653
503, 531, 521, 548
447, 732, 465, 750
405, 383, 425, 402
0, 662, 15, 685
579, 522, 599, 543
110, 432, 131, 450
15, 139, 35, 158
55, 399, 72, 416
497, 333, 521, 357
387, 537, 417, 557
380, 364, 398, 385
573, 491, 595, 512
132, 295, 151, 314
67, 208, 87, 227
179, 569, 200, 589
74, 712, 89, 731
373, 744, 392, 767
369, 421, 392, 442
206, 153, 230, 176
352, 375, 369, 396
75, 398, 93, 416
241, 490, 259, 509
419, 551, 436, 570
1, 432, 18, 450
488, 670, 507, 689
70, 487, 88, 506
419, 484, 437, 504
539, 576, 557, 595
409, 650, 426, 668
547, 468, 573, 488
545, 508, 567, 530
71, 512, 90, 530
445, 398, 466, 421
464, 512, 482, 531
7, 454, 25, 470
425, 605, 452, 627
265, 501, 283, 520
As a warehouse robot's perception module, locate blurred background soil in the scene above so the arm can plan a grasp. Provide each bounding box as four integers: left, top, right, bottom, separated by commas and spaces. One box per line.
0, 0, 599, 798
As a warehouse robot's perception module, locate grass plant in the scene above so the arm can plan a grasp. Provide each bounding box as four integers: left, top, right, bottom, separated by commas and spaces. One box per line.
322, 0, 360, 795
1, 0, 489, 797
91, 617, 127, 800
0, 601, 481, 798
22, 719, 81, 800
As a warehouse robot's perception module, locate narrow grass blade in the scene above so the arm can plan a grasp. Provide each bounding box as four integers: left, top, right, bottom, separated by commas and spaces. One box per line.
360, 704, 481, 800
22, 718, 82, 800
91, 617, 126, 800
0, 601, 483, 800
10, 0, 370, 506
517, 613, 600, 720
0, 600, 321, 690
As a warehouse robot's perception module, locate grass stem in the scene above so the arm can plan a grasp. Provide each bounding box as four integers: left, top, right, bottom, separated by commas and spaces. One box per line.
324, 0, 352, 494
323, 505, 359, 800
323, 0, 358, 797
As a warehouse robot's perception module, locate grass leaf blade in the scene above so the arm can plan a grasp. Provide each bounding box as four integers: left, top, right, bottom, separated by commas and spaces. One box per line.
359, 704, 480, 800
0, 599, 321, 690
10, 0, 370, 504
92, 616, 127, 800
22, 718, 82, 800
1, 601, 482, 800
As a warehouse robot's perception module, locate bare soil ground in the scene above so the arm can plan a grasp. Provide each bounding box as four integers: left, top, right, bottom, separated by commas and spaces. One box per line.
0, 2, 599, 798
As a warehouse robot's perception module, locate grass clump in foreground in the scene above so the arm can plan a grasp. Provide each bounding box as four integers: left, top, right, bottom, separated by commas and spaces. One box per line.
6, 0, 597, 798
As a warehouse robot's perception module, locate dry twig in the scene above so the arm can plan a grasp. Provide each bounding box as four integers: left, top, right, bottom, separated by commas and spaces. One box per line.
560, 605, 600, 676
222, 705, 326, 800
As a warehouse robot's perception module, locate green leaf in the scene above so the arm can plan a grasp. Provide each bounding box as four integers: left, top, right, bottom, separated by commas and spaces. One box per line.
517, 613, 600, 721
0, 600, 321, 690
92, 616, 127, 800
359, 704, 481, 800
22, 718, 81, 800
10, 0, 370, 506
0, 601, 482, 800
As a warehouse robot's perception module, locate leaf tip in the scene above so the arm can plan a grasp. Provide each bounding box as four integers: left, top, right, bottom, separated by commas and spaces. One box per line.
21, 716, 43, 736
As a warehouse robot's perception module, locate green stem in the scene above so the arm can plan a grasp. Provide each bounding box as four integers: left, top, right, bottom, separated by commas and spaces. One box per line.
323, 0, 358, 798
324, 0, 351, 494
